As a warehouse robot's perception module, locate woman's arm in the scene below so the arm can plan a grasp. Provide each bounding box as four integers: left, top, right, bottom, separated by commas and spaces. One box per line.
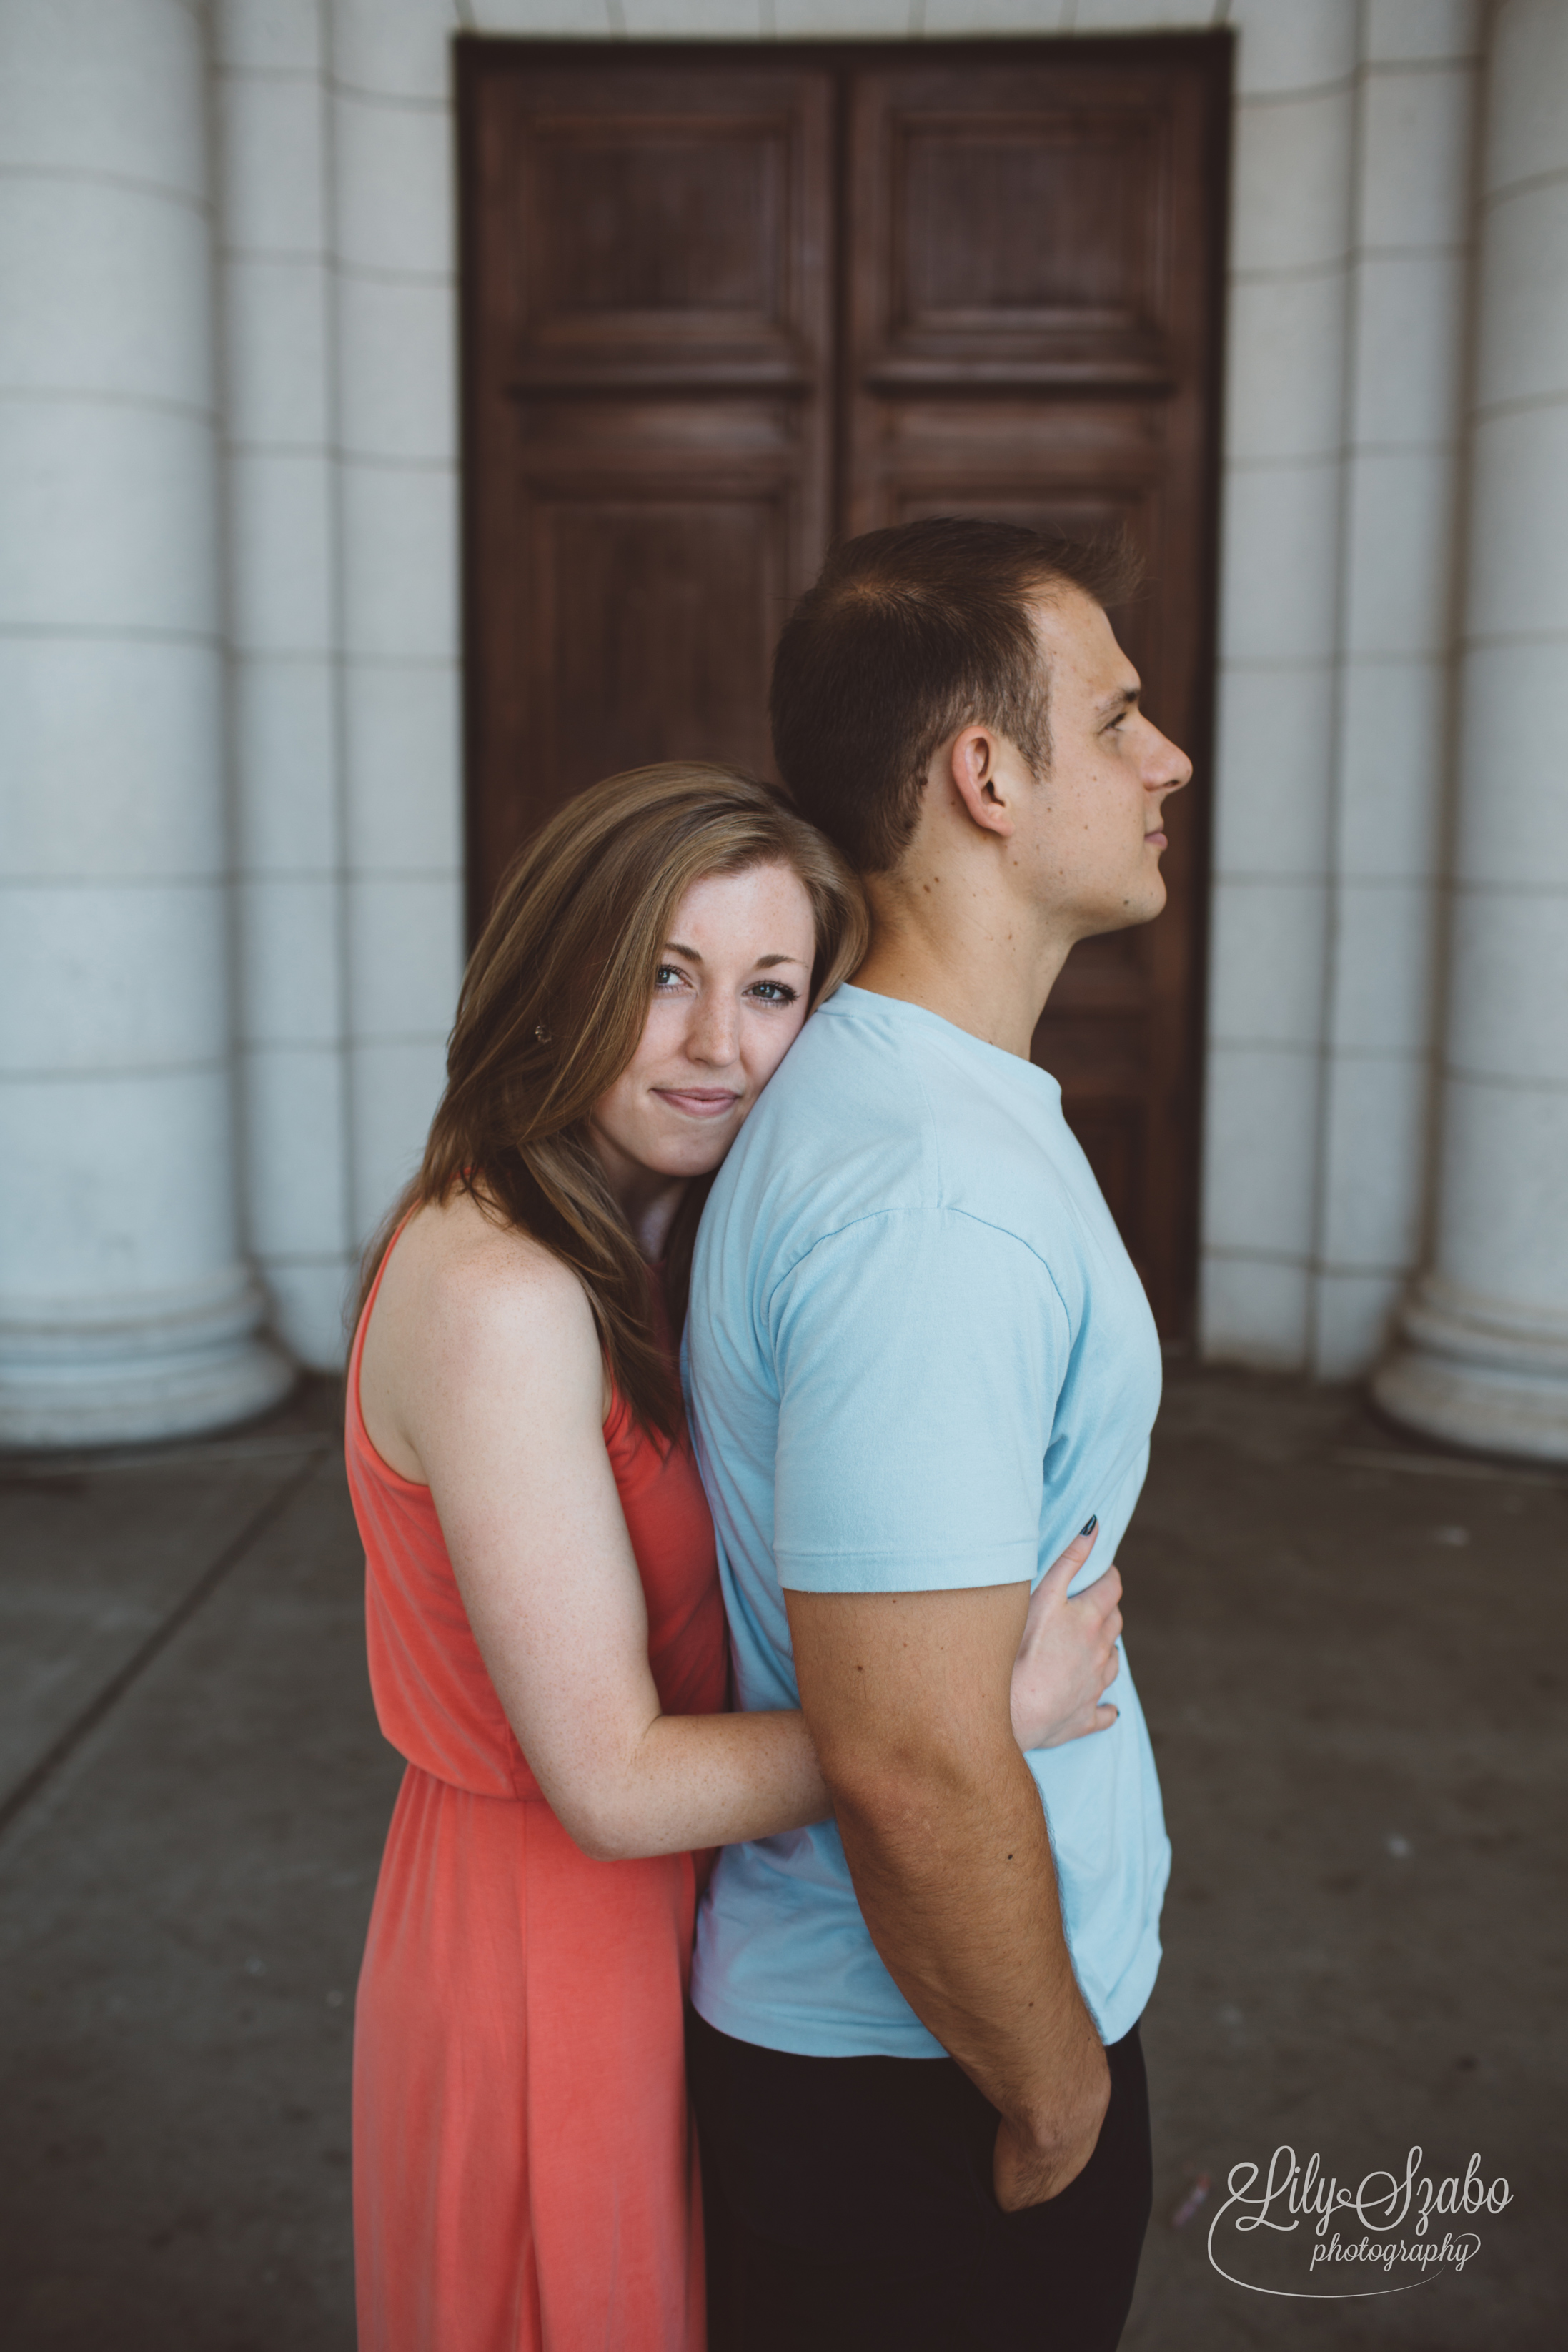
391, 1223, 1124, 1861
407, 1239, 830, 1862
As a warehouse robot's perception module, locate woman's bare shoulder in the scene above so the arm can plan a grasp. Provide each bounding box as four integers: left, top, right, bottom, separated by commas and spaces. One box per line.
360, 1191, 611, 1480
387, 1190, 592, 1346
363, 1191, 604, 1462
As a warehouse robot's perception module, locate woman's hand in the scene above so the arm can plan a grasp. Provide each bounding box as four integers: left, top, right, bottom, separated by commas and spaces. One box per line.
1008, 1522, 1123, 1752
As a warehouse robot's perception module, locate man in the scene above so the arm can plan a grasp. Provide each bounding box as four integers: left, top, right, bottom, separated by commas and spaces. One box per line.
684, 518, 1191, 2350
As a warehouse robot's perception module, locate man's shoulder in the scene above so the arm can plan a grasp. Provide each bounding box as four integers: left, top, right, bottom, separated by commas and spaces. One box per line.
721, 990, 1084, 1250
745, 990, 1036, 1153
724, 1016, 1081, 1298
694, 1005, 934, 1324
725, 995, 940, 1191
765, 988, 929, 1103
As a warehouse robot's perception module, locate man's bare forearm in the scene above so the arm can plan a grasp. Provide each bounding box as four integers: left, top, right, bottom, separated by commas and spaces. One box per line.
786, 1582, 1110, 2205
832, 1740, 1108, 2173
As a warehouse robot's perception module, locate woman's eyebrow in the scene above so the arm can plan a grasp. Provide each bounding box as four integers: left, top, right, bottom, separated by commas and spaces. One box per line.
662, 944, 810, 970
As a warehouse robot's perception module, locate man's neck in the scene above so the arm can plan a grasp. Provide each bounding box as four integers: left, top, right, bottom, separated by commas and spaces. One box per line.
853, 889, 1075, 1061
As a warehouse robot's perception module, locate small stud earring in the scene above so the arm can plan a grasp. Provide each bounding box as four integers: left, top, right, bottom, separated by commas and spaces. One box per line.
534, 1022, 552, 1046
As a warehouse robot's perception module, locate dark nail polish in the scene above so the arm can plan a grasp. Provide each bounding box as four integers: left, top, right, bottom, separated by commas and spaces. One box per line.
1080, 1516, 1097, 1537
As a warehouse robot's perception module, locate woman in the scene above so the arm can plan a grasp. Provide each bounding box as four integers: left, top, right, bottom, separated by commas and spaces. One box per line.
347, 763, 1121, 2352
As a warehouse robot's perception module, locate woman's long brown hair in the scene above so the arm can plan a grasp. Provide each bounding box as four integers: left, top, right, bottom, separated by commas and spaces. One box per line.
356, 763, 868, 1439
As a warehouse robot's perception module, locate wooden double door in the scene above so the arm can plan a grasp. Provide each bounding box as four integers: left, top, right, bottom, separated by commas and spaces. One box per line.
458, 35, 1229, 1339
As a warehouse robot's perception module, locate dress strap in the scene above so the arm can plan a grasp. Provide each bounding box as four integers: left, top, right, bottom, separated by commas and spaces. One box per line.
347, 1211, 417, 1459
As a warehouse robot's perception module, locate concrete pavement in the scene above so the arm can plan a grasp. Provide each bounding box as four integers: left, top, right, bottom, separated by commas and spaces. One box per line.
0, 1369, 1561, 2348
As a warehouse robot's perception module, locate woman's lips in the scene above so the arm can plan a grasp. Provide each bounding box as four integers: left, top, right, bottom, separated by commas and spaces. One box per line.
1144, 830, 1167, 847
653, 1088, 740, 1120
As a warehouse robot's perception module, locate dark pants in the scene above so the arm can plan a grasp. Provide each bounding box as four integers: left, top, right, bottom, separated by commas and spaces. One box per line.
688, 2010, 1151, 2352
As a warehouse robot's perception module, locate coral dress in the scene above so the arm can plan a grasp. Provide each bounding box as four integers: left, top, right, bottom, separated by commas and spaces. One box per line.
347, 1234, 728, 2352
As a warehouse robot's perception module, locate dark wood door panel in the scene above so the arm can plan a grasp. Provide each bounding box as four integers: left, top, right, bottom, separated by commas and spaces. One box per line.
899, 114, 1166, 329
527, 124, 787, 335
487, 391, 809, 862
521, 487, 789, 807
847, 58, 1198, 393
471, 54, 834, 386
1064, 1101, 1145, 1251
460, 45, 834, 917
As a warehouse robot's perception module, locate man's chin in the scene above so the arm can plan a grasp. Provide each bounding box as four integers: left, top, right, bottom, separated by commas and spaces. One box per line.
1078, 880, 1167, 936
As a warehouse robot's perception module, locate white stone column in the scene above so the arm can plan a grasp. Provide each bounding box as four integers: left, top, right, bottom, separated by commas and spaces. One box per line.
0, 0, 290, 1447
1376, 0, 1568, 1461
329, 0, 465, 1247
1200, 0, 1360, 1364
217, 0, 355, 1369
1309, 1, 1480, 1375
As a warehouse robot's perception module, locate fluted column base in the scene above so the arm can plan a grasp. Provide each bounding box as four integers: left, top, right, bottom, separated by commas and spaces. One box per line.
1374, 1274, 1568, 1464
0, 1271, 294, 1451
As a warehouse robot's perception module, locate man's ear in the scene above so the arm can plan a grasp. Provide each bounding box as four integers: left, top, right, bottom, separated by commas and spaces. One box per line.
946, 725, 1016, 839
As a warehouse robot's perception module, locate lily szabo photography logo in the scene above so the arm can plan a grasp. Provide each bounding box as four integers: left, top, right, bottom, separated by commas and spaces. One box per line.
1206, 2145, 1512, 2301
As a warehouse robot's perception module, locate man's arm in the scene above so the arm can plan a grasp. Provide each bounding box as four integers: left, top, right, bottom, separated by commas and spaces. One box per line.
786, 1580, 1111, 2210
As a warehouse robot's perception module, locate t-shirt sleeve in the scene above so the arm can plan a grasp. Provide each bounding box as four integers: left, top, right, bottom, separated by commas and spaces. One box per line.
768, 1207, 1069, 1594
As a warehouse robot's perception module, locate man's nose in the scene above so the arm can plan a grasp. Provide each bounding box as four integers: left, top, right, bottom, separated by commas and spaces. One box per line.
1147, 725, 1192, 793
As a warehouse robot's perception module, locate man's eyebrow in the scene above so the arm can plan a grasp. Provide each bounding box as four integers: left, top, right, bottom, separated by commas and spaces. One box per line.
1096, 685, 1141, 720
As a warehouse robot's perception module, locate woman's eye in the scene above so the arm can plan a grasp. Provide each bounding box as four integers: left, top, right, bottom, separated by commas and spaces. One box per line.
748, 981, 800, 1007
653, 964, 687, 991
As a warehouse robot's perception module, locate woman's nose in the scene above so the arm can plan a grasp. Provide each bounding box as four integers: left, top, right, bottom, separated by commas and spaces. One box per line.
688, 995, 740, 1066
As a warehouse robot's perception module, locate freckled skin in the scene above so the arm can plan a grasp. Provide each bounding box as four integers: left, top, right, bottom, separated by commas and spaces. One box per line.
587, 863, 819, 1259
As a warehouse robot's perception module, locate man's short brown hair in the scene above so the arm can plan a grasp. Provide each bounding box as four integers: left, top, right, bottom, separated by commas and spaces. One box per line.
769, 517, 1141, 874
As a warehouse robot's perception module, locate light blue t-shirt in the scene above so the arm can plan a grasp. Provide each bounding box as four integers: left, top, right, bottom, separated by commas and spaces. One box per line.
684, 984, 1171, 2059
